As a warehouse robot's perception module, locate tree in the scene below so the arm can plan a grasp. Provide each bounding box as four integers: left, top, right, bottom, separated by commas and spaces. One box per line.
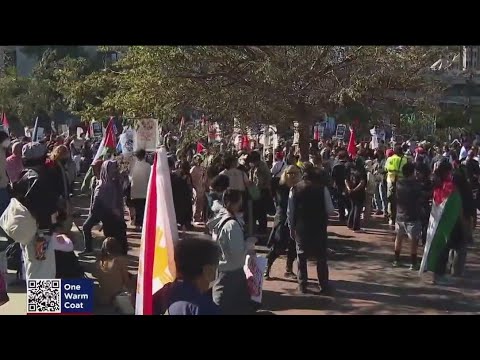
58, 46, 454, 159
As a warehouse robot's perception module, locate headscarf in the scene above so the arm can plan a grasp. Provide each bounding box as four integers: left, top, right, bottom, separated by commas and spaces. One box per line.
5, 142, 24, 182
93, 160, 123, 217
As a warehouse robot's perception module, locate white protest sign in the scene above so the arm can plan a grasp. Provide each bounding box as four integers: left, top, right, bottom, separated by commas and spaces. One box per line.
77, 127, 84, 138
120, 128, 135, 155
134, 119, 159, 151
244, 254, 268, 304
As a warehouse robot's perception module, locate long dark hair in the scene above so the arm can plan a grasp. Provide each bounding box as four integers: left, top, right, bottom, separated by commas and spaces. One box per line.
100, 237, 123, 266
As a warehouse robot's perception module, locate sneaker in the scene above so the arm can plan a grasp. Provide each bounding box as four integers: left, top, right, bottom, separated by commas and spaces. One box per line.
409, 264, 420, 271
388, 219, 395, 226
392, 260, 401, 267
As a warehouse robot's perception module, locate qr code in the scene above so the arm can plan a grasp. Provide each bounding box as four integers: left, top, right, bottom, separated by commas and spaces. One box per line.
27, 279, 61, 313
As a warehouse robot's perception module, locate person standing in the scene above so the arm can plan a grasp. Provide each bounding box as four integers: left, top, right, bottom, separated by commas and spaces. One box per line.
331, 150, 350, 223
248, 151, 272, 236
392, 162, 423, 269
190, 154, 206, 224
287, 167, 335, 294
385, 145, 408, 226
373, 149, 387, 216
210, 189, 256, 314
130, 149, 151, 231
264, 165, 301, 280
345, 158, 367, 233
5, 141, 24, 184
0, 131, 11, 216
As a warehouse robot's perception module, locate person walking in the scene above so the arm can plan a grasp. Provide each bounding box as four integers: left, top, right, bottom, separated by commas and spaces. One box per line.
130, 149, 151, 230
264, 165, 301, 280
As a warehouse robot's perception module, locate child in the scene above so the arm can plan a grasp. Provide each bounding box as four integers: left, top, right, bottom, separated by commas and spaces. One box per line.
93, 237, 135, 314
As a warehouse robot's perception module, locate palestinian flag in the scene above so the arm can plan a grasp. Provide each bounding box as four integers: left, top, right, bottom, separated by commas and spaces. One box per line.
419, 180, 462, 274
91, 117, 117, 165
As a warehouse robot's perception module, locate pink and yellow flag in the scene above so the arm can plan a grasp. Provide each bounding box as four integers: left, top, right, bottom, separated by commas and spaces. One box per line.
135, 147, 179, 315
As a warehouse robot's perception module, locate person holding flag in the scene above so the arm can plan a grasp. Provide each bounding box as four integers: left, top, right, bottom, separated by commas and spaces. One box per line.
419, 160, 463, 285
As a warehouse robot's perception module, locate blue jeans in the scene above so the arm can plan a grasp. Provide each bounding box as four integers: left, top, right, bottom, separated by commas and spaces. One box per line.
374, 181, 387, 213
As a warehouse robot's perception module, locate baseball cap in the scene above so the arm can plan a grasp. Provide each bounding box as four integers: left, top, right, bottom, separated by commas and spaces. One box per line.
22, 142, 47, 160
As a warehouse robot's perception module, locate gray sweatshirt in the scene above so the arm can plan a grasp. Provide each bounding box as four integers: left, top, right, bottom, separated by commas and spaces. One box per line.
208, 212, 246, 273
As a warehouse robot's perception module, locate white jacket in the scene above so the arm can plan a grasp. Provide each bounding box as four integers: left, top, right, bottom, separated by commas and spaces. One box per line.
130, 159, 152, 200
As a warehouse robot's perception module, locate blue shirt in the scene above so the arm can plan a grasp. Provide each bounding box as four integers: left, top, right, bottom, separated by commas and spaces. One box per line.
152, 280, 220, 315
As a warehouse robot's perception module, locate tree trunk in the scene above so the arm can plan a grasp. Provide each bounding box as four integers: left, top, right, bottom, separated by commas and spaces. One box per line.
296, 102, 312, 162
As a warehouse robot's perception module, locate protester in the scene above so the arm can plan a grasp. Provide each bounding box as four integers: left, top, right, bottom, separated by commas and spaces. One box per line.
287, 167, 335, 294
331, 150, 349, 222
93, 237, 135, 312
364, 159, 376, 223
210, 189, 257, 314
248, 151, 272, 236
80, 159, 103, 255
345, 158, 367, 232
91, 160, 128, 254
129, 149, 151, 230
420, 161, 463, 285
190, 154, 206, 223
0, 131, 11, 215
393, 162, 423, 269
169, 156, 194, 230
385, 145, 408, 226
265, 165, 301, 280
373, 149, 387, 216
5, 141, 24, 183
153, 237, 221, 315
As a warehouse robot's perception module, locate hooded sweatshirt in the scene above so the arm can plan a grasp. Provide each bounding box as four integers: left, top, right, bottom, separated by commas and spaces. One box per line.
207, 212, 246, 273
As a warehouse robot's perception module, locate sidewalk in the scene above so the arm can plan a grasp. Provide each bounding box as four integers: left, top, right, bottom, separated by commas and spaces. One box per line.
261, 217, 480, 315
3, 188, 480, 315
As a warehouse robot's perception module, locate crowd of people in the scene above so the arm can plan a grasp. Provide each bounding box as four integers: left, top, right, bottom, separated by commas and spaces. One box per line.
0, 124, 478, 314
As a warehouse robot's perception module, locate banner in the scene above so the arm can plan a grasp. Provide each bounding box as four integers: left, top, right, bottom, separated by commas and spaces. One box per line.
136, 148, 179, 315
134, 119, 159, 152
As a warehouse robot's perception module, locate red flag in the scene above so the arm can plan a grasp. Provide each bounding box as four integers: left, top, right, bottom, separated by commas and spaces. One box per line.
241, 135, 250, 150
196, 142, 205, 154
104, 117, 117, 149
2, 113, 9, 133
347, 126, 357, 158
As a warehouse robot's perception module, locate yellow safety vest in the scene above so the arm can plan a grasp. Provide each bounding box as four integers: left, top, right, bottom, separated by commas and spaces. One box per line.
385, 155, 407, 183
